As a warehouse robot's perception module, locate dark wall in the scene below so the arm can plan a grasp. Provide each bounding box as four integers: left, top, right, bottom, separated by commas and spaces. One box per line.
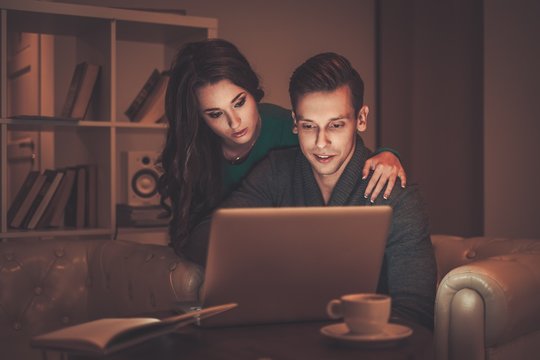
378, 0, 484, 236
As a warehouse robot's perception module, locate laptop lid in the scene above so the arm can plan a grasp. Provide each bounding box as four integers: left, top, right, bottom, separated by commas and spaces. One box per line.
200, 206, 392, 327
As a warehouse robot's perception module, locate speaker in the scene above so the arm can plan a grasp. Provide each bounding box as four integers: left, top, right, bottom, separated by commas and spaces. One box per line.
123, 151, 160, 206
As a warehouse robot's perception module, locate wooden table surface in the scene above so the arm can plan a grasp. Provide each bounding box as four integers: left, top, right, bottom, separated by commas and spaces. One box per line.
71, 320, 434, 360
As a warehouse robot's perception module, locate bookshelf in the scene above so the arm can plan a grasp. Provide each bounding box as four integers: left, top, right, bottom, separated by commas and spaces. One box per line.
0, 0, 218, 242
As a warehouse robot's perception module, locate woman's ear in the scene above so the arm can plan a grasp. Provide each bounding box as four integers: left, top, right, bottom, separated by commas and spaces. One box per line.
292, 111, 298, 134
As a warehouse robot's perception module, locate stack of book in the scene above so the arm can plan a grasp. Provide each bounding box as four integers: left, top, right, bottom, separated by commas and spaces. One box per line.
7, 165, 98, 230
125, 69, 169, 123
117, 203, 170, 228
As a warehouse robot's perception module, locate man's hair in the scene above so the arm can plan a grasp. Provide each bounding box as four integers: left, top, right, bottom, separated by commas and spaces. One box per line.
289, 52, 364, 113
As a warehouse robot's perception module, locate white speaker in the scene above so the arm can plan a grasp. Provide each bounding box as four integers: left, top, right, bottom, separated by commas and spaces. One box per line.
123, 151, 160, 206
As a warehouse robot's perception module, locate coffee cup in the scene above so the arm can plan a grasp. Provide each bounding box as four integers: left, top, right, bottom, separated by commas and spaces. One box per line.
326, 293, 391, 334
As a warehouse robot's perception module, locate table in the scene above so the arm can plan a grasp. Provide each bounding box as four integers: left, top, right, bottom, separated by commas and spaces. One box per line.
71, 320, 433, 360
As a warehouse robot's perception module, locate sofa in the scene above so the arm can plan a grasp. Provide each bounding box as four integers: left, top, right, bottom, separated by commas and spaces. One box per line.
0, 238, 202, 360
1, 235, 539, 360
432, 235, 540, 360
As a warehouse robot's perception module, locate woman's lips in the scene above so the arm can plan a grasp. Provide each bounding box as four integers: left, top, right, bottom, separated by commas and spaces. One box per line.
232, 128, 248, 138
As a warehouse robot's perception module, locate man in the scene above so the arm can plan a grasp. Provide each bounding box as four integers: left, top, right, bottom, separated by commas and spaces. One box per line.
186, 53, 436, 330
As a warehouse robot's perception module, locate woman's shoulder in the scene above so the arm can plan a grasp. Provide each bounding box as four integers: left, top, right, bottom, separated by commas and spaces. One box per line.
259, 103, 292, 123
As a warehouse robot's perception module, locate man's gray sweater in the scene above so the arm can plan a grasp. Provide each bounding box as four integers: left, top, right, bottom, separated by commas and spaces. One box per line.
186, 137, 437, 330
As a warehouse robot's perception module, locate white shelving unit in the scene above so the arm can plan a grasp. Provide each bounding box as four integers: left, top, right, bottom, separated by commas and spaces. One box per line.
0, 0, 218, 242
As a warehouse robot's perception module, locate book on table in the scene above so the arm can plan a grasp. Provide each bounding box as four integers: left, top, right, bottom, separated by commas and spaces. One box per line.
30, 303, 237, 356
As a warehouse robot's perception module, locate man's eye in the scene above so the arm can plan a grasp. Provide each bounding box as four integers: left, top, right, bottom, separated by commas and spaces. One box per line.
234, 97, 246, 108
330, 122, 344, 129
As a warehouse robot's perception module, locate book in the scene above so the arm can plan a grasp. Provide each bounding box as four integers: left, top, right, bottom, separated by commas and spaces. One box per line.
9, 171, 46, 228
65, 166, 87, 228
61, 62, 101, 119
125, 69, 161, 121
20, 170, 58, 229
85, 164, 98, 228
39, 168, 77, 229
26, 170, 64, 230
61, 62, 86, 118
70, 63, 100, 119
7, 170, 40, 226
30, 303, 237, 356
133, 72, 169, 123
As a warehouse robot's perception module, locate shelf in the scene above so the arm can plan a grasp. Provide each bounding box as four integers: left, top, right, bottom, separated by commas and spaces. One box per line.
0, 1, 216, 243
1, 118, 167, 130
0, 228, 113, 239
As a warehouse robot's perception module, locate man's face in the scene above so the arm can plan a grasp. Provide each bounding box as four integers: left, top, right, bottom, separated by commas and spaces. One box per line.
292, 85, 368, 186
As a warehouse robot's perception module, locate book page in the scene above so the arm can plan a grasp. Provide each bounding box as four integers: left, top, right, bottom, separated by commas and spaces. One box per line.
32, 318, 159, 353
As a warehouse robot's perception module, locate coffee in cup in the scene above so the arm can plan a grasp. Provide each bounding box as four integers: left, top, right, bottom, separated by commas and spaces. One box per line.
326, 293, 391, 334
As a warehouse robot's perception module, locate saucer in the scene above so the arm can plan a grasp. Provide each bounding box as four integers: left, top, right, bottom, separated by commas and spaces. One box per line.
320, 322, 413, 344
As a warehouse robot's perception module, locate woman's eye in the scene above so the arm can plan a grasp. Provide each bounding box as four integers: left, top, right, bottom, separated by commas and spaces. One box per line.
234, 97, 246, 108
301, 123, 315, 129
330, 122, 344, 129
208, 112, 222, 119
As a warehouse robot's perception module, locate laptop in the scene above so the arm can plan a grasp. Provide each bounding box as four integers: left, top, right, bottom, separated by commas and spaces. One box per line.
199, 206, 392, 327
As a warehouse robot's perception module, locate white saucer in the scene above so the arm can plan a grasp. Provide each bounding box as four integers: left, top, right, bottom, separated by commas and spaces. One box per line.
320, 322, 413, 343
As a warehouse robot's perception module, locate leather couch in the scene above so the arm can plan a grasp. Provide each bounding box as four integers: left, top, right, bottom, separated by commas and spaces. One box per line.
0, 238, 202, 360
432, 235, 540, 360
2, 235, 539, 360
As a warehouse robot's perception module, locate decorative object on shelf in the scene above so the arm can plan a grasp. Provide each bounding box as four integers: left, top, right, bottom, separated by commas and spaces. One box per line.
123, 151, 161, 206
116, 204, 170, 228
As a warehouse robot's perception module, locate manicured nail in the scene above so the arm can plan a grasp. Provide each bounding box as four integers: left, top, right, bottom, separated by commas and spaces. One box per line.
383, 195, 388, 200
364, 193, 368, 199
362, 175, 367, 180
370, 199, 375, 204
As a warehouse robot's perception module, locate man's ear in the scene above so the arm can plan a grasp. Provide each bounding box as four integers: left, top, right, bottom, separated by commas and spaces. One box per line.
356, 105, 368, 132
292, 111, 298, 134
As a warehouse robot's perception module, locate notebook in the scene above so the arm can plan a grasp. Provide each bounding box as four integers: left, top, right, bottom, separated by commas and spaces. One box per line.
199, 206, 392, 327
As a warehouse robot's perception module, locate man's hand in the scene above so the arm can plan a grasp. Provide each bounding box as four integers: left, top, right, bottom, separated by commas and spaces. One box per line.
362, 151, 406, 202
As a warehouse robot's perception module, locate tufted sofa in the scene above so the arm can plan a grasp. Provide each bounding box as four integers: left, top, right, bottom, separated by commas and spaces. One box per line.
0, 238, 202, 360
2, 235, 540, 360
432, 235, 540, 360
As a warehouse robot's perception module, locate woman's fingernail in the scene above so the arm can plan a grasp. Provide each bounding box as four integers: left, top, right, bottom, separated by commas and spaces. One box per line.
364, 193, 368, 198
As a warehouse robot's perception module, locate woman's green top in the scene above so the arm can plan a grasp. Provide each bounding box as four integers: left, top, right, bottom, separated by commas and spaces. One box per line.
222, 103, 297, 195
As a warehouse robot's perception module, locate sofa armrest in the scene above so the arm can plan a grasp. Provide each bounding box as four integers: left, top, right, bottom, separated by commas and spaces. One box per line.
435, 252, 540, 360
87, 240, 203, 319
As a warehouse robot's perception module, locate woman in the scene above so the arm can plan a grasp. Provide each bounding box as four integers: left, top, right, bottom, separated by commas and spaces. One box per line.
159, 39, 406, 255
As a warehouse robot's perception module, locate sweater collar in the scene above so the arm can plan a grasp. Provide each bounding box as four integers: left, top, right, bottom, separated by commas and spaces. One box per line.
293, 137, 371, 206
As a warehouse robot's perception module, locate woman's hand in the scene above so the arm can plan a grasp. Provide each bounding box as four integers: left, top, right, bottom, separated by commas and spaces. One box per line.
362, 151, 407, 202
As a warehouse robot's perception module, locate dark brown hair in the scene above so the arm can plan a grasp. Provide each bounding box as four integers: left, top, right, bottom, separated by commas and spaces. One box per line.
289, 52, 364, 113
159, 39, 264, 252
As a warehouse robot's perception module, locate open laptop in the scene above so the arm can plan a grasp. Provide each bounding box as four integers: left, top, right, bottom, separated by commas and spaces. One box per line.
199, 206, 392, 327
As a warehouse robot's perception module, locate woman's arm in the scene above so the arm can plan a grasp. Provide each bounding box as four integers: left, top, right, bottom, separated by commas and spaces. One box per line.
363, 150, 407, 203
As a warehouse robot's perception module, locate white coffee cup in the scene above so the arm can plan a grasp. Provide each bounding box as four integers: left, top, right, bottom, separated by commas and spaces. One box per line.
326, 293, 391, 334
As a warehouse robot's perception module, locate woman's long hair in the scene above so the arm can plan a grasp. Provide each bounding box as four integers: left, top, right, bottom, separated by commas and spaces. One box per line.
159, 39, 264, 253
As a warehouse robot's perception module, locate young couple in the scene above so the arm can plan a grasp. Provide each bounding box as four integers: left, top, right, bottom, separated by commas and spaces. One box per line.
159, 39, 436, 330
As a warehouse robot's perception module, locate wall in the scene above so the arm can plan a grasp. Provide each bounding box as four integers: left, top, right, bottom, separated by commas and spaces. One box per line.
484, 0, 540, 237
379, 0, 484, 236
56, 0, 377, 150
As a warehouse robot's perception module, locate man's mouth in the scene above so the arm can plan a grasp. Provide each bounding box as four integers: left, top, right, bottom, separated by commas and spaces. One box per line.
314, 154, 335, 163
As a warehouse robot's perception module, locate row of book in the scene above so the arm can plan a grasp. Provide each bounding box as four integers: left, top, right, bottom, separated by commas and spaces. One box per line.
124, 69, 169, 123
7, 165, 97, 230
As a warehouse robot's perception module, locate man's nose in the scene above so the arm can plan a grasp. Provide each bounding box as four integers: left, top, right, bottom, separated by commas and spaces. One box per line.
315, 129, 330, 148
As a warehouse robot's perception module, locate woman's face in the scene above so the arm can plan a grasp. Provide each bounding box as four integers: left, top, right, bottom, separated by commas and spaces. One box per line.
196, 80, 260, 150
